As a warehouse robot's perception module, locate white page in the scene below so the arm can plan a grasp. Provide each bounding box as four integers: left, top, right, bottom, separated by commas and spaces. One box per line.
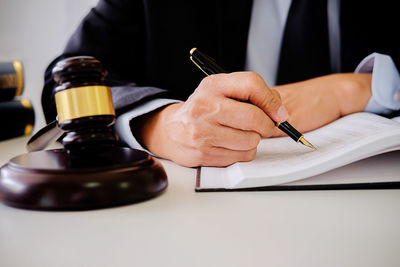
392, 116, 400, 123
200, 112, 400, 189
284, 150, 400, 186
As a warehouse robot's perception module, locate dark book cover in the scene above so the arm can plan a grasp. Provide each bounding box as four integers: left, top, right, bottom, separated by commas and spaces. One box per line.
0, 99, 34, 141
0, 61, 24, 102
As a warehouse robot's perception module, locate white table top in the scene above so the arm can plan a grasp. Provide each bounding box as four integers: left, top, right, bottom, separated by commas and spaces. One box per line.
1, 137, 400, 267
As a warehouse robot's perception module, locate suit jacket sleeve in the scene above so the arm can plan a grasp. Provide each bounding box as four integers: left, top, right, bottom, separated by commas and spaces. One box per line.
41, 0, 171, 123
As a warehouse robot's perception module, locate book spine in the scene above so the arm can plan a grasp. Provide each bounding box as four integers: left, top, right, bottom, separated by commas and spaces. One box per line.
0, 61, 24, 102
0, 99, 34, 141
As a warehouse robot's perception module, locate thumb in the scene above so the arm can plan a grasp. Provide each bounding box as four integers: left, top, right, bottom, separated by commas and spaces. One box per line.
205, 72, 289, 122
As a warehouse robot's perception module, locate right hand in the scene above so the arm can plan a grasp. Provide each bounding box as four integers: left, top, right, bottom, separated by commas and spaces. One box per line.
135, 72, 288, 167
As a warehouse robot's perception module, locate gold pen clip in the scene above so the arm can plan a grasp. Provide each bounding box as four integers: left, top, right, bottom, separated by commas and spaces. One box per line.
190, 47, 210, 76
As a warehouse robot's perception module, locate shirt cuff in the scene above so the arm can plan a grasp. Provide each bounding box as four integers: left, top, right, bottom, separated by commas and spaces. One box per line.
355, 52, 400, 114
114, 98, 182, 153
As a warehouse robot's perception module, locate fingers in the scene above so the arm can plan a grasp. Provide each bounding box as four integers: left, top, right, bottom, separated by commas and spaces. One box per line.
173, 112, 261, 151
143, 71, 289, 167
199, 72, 289, 122
183, 92, 277, 138
216, 98, 277, 137
166, 106, 261, 167
208, 125, 261, 151
175, 146, 258, 167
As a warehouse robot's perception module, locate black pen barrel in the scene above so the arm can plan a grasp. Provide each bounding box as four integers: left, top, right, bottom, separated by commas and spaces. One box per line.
191, 48, 226, 75
277, 121, 302, 142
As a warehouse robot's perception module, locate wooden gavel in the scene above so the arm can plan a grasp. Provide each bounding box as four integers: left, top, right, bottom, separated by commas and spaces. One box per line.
0, 56, 168, 211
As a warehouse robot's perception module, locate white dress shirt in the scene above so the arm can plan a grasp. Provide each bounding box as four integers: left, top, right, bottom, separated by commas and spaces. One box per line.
115, 0, 400, 151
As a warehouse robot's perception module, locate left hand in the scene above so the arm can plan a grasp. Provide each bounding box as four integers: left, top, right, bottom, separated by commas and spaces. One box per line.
272, 73, 372, 136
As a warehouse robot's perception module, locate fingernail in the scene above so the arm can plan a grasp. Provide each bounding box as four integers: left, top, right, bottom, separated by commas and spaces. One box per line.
277, 106, 289, 121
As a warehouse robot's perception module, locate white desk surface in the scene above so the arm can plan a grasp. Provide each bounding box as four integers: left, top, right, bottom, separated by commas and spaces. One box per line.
1, 137, 400, 267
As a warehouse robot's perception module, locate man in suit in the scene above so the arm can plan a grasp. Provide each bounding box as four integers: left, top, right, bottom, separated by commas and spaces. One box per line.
42, 0, 400, 167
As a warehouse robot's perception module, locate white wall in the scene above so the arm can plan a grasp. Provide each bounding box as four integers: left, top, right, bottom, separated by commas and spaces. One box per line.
0, 0, 98, 131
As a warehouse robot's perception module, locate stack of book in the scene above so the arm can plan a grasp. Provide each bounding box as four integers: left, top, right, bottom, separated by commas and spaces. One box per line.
0, 61, 35, 141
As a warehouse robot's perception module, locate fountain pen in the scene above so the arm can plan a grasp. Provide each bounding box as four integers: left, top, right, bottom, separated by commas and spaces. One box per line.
189, 47, 316, 150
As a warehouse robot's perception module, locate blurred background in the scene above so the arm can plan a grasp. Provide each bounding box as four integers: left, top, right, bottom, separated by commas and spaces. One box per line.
0, 0, 98, 132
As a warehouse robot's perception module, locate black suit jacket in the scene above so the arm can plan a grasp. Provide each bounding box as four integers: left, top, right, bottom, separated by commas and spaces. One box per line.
42, 0, 399, 123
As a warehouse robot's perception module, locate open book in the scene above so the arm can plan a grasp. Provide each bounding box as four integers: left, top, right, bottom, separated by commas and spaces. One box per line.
196, 112, 400, 191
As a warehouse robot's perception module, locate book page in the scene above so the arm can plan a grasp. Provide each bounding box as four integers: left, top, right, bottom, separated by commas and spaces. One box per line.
392, 116, 400, 123
200, 112, 400, 189
283, 150, 400, 186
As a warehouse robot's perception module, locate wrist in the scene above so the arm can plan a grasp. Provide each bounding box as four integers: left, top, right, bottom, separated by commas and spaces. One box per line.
333, 73, 372, 116
133, 103, 181, 157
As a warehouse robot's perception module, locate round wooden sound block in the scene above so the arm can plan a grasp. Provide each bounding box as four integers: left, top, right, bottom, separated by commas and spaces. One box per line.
0, 147, 167, 210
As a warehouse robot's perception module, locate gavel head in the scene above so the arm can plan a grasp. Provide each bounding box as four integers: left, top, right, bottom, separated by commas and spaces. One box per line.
52, 56, 117, 151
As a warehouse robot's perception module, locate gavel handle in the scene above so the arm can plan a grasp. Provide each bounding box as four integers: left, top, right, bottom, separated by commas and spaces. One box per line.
27, 120, 64, 152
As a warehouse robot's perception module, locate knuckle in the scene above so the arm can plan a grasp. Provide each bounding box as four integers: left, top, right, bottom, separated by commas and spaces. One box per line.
247, 133, 261, 149
186, 94, 220, 120
262, 127, 275, 138
241, 149, 257, 162
272, 89, 282, 102
242, 108, 265, 133
186, 97, 207, 119
264, 90, 282, 109
262, 126, 276, 138
248, 71, 263, 83
241, 72, 257, 90
237, 132, 260, 150
249, 149, 257, 160
245, 72, 265, 88
199, 75, 218, 90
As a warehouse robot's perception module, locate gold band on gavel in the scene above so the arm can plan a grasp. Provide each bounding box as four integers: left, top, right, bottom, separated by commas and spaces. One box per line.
20, 99, 33, 135
12, 61, 24, 96
55, 85, 115, 123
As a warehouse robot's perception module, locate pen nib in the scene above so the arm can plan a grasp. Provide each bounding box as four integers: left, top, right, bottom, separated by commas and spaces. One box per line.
298, 136, 317, 150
